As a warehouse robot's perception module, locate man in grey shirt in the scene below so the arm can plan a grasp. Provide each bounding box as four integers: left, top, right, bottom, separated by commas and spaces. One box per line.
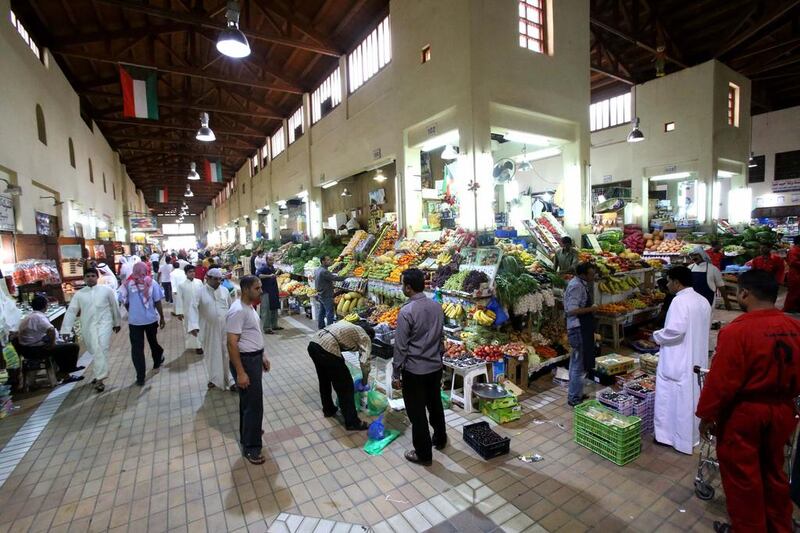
314, 256, 345, 329
392, 268, 446, 466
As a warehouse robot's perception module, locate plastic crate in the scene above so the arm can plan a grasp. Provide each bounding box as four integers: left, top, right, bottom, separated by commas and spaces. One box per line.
463, 421, 511, 460
574, 400, 641, 448
596, 388, 636, 415
575, 428, 641, 466
623, 378, 657, 401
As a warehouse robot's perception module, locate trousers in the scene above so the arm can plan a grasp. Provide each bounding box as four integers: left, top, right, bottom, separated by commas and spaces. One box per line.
23, 342, 80, 375
307, 342, 359, 427
259, 302, 278, 332
161, 282, 172, 303
317, 296, 335, 329
128, 322, 164, 382
402, 368, 446, 462
717, 401, 797, 533
567, 328, 585, 403
230, 350, 264, 456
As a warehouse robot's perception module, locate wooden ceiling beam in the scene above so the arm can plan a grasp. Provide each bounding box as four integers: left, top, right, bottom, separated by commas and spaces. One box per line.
112, 135, 255, 150
255, 0, 340, 51
91, 0, 340, 56
590, 18, 688, 69
81, 90, 282, 119
55, 23, 190, 46
96, 117, 266, 138
590, 63, 634, 85
116, 146, 240, 159
53, 48, 303, 94
716, 0, 800, 58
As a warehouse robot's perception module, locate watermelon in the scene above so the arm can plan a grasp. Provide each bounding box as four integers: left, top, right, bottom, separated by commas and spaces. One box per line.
756, 231, 776, 243
743, 240, 760, 249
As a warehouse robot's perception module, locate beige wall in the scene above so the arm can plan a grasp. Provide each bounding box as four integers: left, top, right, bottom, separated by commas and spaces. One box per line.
751, 105, 800, 209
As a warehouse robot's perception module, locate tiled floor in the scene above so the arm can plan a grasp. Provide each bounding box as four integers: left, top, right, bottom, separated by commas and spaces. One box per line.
0, 303, 742, 532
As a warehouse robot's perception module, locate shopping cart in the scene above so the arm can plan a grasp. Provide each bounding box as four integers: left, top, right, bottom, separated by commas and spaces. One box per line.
692, 365, 800, 502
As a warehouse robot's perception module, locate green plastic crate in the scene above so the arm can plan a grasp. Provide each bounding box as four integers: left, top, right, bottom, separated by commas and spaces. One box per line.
575, 428, 641, 466
574, 400, 641, 448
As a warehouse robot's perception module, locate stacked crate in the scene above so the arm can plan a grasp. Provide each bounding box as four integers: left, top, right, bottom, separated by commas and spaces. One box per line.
574, 400, 641, 466
624, 377, 656, 435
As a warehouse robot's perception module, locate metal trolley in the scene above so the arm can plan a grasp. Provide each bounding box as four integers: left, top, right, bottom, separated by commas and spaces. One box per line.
692, 365, 800, 501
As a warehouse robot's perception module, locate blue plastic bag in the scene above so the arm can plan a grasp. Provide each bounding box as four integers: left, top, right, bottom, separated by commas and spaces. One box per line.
368, 414, 385, 440
486, 297, 509, 326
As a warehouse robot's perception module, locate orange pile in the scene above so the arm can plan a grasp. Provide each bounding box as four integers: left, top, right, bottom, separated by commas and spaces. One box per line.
385, 265, 408, 284
375, 228, 399, 256
396, 253, 418, 266
377, 307, 400, 328
352, 266, 366, 277
596, 303, 629, 315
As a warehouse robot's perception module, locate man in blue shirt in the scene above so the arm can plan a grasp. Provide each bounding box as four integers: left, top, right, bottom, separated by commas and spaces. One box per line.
564, 262, 599, 406
118, 262, 166, 386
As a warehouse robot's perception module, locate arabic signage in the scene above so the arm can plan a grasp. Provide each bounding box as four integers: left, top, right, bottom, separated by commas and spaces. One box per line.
129, 215, 158, 232
773, 178, 800, 193
0, 194, 14, 232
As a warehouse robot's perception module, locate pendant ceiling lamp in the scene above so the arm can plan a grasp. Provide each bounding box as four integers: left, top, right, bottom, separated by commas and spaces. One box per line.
216, 0, 250, 58
627, 87, 645, 143
184, 183, 194, 197
196, 112, 215, 142
340, 188, 352, 197
748, 152, 757, 168
373, 169, 387, 182
441, 145, 459, 160
518, 145, 532, 172
187, 161, 200, 180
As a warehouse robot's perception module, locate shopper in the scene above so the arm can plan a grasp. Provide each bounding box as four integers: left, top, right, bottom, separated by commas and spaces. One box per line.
307, 320, 373, 430
119, 261, 166, 386
696, 270, 800, 533
257, 255, 283, 334
150, 250, 160, 274
96, 262, 118, 290
314, 256, 346, 329
227, 275, 270, 464
175, 265, 204, 355
157, 257, 173, 304
750, 243, 785, 284
392, 268, 446, 466
564, 262, 599, 406
187, 268, 234, 389
653, 265, 711, 454
783, 236, 800, 313
169, 260, 186, 303
194, 259, 208, 282
688, 246, 731, 309
706, 241, 723, 270
61, 268, 121, 392
16, 294, 84, 384
554, 236, 579, 274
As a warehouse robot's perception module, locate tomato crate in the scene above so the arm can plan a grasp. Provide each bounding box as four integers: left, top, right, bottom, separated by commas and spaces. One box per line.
575, 427, 641, 466
463, 422, 510, 460
573, 400, 641, 448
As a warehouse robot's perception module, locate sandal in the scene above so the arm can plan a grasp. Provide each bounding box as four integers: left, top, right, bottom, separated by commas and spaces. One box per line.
94, 382, 105, 392
61, 375, 84, 385
208, 382, 216, 389
244, 453, 266, 465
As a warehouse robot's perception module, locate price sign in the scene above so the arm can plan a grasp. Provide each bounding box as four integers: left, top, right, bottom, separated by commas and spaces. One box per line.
585, 234, 603, 253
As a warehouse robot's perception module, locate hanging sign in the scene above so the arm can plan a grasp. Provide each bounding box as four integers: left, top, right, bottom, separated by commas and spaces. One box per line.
773, 178, 800, 193
0, 194, 14, 232
585, 234, 603, 253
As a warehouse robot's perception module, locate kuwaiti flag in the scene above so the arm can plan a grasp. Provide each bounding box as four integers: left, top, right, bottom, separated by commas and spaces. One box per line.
120, 65, 159, 120
157, 188, 168, 203
204, 159, 223, 183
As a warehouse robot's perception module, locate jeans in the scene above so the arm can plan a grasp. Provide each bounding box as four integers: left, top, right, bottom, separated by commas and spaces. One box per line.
128, 322, 164, 383
317, 296, 335, 329
259, 302, 278, 332
161, 282, 172, 303
307, 342, 360, 427
402, 368, 447, 462
567, 328, 585, 404
152, 261, 159, 274
230, 351, 263, 457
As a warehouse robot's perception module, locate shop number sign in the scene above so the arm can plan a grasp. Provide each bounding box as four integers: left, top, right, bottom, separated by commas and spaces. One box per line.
0, 194, 14, 232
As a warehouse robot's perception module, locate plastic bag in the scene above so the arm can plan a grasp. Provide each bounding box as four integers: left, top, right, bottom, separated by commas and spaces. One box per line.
2, 343, 20, 370
368, 414, 385, 440
366, 390, 389, 416
441, 390, 452, 409
363, 429, 401, 456
486, 297, 509, 326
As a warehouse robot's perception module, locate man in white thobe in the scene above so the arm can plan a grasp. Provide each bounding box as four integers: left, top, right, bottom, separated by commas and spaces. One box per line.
175, 264, 204, 355
187, 268, 234, 389
653, 265, 711, 454
169, 261, 186, 304
60, 268, 121, 393
96, 262, 118, 290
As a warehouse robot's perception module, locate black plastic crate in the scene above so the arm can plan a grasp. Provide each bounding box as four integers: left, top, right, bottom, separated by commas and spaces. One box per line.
463, 421, 510, 460
372, 339, 393, 360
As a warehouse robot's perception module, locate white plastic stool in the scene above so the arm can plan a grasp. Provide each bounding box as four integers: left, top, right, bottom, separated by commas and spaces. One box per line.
372, 356, 394, 398
449, 365, 489, 414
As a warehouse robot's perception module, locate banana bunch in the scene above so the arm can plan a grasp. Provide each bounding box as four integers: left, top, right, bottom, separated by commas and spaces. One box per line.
442, 302, 465, 320
473, 309, 496, 326
436, 252, 452, 265
598, 276, 640, 294
344, 313, 360, 322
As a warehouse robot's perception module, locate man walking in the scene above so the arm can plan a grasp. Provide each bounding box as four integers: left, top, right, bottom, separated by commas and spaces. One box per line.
227, 275, 270, 464
564, 262, 598, 406
314, 256, 346, 329
119, 262, 166, 386
392, 268, 446, 466
157, 256, 173, 303
697, 270, 800, 533
308, 320, 373, 430
653, 265, 711, 454
61, 268, 121, 392
150, 250, 160, 274
175, 265, 204, 355
188, 268, 233, 389
257, 255, 282, 334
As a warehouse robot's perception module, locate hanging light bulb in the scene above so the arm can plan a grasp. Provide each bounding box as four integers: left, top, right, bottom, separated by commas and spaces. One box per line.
373, 169, 387, 182
340, 188, 352, 197
184, 183, 194, 197
216, 0, 250, 58
196, 112, 215, 142
748, 151, 757, 168
187, 161, 200, 180
441, 145, 459, 160
627, 117, 645, 143
518, 145, 532, 172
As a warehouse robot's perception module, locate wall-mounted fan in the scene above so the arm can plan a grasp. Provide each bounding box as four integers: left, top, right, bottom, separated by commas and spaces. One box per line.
493, 158, 516, 183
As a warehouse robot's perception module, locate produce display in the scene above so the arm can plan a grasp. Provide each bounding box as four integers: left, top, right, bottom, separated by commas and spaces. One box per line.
598, 276, 641, 294
340, 230, 368, 257
643, 230, 683, 254
472, 308, 496, 327
11, 260, 61, 286
622, 225, 645, 254
284, 237, 344, 274
462, 270, 489, 292
442, 302, 466, 320
377, 307, 400, 328
335, 292, 368, 316
472, 345, 505, 362
372, 227, 399, 256
443, 270, 469, 291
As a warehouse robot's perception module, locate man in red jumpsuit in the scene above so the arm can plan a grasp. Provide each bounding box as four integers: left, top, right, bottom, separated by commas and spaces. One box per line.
783, 236, 800, 313
706, 241, 723, 270
750, 243, 785, 284
696, 269, 800, 533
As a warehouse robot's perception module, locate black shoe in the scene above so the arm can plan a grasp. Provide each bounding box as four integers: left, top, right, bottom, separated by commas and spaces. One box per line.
264, 330, 274, 335
434, 439, 448, 451
154, 355, 165, 369
404, 450, 432, 466
323, 408, 338, 418
60, 375, 84, 385
345, 420, 369, 431
653, 437, 671, 447
274, 326, 284, 331
135, 380, 145, 387
713, 521, 731, 532
196, 349, 203, 355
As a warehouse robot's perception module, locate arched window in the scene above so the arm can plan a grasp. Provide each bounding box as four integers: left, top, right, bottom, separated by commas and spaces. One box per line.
102, 173, 107, 193
35, 104, 46, 145
88, 159, 94, 183
68, 138, 75, 168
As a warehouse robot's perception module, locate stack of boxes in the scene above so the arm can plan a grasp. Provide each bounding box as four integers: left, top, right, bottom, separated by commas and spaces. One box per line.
479, 395, 521, 424
624, 377, 656, 435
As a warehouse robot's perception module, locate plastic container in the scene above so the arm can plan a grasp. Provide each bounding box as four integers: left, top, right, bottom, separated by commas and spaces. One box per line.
596, 388, 636, 416
574, 400, 641, 448
575, 428, 641, 466
463, 421, 511, 460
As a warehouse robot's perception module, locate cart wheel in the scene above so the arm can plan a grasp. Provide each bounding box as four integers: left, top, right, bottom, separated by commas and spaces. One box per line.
694, 480, 715, 501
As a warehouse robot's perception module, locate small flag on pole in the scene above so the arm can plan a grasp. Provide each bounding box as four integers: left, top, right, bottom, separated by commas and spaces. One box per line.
119, 65, 159, 120
204, 159, 223, 183
157, 188, 168, 203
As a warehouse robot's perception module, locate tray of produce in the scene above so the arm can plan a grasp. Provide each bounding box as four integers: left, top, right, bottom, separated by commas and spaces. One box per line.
629, 339, 659, 354
463, 421, 511, 460
471, 383, 510, 399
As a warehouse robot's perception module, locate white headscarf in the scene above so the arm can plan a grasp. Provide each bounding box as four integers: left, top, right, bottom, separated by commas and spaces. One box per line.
691, 245, 712, 263
96, 262, 118, 289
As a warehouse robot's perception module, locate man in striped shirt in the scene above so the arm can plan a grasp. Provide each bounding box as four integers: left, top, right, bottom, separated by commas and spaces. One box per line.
308, 320, 374, 430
